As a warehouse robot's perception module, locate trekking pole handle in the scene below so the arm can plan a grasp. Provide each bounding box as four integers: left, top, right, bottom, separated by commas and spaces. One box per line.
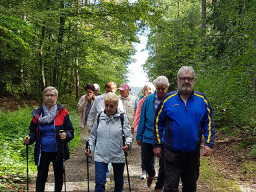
60, 130, 64, 133
85, 139, 90, 150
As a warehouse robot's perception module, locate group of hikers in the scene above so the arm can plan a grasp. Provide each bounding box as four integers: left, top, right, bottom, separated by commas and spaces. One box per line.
23, 65, 216, 192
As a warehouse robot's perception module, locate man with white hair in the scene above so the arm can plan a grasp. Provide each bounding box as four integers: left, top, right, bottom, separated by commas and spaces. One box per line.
153, 66, 216, 191
136, 76, 169, 191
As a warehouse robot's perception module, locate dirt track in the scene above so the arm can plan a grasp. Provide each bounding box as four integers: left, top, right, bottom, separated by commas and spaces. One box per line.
28, 137, 209, 192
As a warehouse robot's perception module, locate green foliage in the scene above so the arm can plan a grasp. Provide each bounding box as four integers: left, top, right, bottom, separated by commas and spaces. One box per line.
238, 141, 254, 149
144, 0, 201, 90
0, 105, 36, 184
0, 0, 154, 99
143, 0, 256, 138
241, 161, 256, 178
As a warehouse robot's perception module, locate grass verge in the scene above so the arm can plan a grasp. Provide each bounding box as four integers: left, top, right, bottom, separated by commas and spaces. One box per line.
200, 156, 241, 192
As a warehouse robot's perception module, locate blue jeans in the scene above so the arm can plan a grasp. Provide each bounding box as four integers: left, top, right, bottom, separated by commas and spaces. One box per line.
95, 161, 125, 192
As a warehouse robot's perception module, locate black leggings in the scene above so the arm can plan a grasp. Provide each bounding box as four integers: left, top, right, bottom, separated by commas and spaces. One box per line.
36, 151, 63, 192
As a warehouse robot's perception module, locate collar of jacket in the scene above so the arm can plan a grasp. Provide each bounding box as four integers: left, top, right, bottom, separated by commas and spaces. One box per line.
177, 90, 195, 99
32, 103, 65, 119
101, 108, 122, 123
120, 93, 131, 100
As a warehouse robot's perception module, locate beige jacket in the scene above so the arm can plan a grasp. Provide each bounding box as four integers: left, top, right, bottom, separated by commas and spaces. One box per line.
77, 94, 94, 128
118, 94, 138, 128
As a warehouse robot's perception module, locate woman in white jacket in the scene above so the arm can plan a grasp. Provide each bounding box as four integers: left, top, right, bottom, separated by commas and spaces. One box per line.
84, 92, 133, 192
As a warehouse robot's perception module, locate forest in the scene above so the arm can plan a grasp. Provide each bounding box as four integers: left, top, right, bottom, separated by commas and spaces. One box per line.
1, 0, 256, 191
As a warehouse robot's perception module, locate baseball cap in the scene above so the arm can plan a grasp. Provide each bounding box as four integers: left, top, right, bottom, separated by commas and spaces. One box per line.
119, 83, 129, 91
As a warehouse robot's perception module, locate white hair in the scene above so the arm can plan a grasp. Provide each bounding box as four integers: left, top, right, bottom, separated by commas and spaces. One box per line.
177, 66, 195, 78
153, 76, 170, 87
94, 83, 100, 91
43, 86, 58, 97
143, 82, 155, 94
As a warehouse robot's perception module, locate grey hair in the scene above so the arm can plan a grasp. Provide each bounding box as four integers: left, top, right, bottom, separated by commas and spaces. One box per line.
104, 92, 119, 106
153, 76, 170, 87
143, 82, 155, 94
43, 86, 58, 97
177, 66, 195, 78
94, 83, 100, 91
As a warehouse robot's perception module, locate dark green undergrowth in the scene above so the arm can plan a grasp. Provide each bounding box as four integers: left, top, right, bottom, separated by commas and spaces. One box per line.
0, 104, 81, 191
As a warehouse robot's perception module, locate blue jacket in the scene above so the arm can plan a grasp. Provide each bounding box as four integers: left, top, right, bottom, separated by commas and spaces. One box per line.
28, 104, 74, 166
153, 90, 215, 153
136, 92, 156, 144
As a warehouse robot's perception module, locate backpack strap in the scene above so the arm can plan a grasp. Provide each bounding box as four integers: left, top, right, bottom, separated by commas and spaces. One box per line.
121, 113, 126, 147
120, 113, 124, 130
97, 112, 102, 129
95, 112, 102, 146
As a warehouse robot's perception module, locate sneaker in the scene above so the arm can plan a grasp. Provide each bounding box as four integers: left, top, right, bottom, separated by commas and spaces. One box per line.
106, 176, 110, 182
147, 175, 155, 188
140, 170, 147, 179
155, 171, 158, 178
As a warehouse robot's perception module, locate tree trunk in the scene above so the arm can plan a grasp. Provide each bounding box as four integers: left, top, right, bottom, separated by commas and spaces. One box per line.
75, 0, 80, 99
201, 0, 206, 63
39, 23, 46, 92
53, 0, 65, 88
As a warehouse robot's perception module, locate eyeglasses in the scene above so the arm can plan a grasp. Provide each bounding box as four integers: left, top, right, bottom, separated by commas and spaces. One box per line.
156, 87, 167, 91
44, 94, 56, 98
178, 77, 194, 82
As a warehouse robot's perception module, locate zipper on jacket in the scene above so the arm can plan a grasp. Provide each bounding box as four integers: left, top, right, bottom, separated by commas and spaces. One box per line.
54, 119, 58, 161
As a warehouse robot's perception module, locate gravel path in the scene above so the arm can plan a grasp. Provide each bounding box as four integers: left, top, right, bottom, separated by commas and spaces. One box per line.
28, 138, 209, 191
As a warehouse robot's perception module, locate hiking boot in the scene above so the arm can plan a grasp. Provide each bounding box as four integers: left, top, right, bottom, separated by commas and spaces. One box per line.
140, 170, 146, 179
147, 175, 155, 188
106, 175, 110, 182
155, 189, 162, 192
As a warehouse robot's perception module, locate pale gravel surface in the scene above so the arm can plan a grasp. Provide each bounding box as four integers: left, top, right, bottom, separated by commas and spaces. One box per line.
28, 138, 211, 192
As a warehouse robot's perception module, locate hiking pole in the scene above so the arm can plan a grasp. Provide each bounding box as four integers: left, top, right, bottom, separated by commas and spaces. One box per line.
85, 139, 90, 192
60, 130, 67, 192
122, 136, 131, 192
25, 135, 29, 192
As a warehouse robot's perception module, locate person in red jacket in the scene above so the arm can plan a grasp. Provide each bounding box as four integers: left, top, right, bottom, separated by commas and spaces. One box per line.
24, 86, 74, 192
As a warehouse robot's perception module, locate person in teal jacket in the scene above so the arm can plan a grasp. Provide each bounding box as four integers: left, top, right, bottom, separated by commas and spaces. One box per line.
136, 76, 169, 192
153, 66, 216, 192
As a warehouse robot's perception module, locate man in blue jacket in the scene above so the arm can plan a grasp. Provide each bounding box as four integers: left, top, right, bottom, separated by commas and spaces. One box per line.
136, 76, 169, 192
153, 66, 216, 192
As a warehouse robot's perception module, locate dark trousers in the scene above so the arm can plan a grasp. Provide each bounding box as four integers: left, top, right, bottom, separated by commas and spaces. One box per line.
142, 142, 165, 190
140, 145, 145, 171
164, 148, 200, 192
36, 151, 63, 192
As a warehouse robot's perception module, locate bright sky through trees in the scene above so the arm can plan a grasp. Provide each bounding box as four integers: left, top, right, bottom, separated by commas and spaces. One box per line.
128, 35, 149, 87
